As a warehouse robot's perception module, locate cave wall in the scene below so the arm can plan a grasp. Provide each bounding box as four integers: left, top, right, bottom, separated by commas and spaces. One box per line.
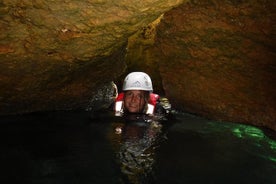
0, 0, 275, 131
0, 0, 185, 114
126, 0, 276, 130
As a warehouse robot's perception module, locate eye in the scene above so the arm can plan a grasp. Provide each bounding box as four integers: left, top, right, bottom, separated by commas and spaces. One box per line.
137, 93, 144, 100
125, 92, 133, 97
136, 94, 142, 100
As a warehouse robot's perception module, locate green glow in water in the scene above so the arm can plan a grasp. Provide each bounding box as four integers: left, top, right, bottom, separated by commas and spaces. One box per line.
269, 157, 276, 162
232, 128, 242, 138
269, 140, 276, 151
231, 124, 276, 163
232, 125, 265, 140
207, 121, 276, 163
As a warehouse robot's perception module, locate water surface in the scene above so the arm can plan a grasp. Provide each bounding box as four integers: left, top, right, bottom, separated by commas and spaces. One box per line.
0, 111, 275, 184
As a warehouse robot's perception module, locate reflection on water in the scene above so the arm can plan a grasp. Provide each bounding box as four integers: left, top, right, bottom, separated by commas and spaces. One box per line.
0, 111, 275, 184
108, 114, 166, 184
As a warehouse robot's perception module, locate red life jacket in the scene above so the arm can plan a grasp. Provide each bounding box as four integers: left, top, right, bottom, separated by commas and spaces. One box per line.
114, 92, 159, 115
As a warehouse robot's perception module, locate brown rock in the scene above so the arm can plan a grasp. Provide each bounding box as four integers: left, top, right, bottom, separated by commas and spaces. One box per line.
155, 0, 276, 130
0, 0, 185, 114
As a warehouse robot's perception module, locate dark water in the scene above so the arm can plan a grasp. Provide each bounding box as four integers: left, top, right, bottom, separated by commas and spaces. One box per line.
0, 110, 275, 184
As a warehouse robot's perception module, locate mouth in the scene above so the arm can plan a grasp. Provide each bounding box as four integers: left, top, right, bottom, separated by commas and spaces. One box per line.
128, 102, 138, 107
129, 106, 137, 110
128, 104, 139, 112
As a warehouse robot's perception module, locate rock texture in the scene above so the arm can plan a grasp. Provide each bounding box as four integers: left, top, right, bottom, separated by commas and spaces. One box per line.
130, 0, 275, 130
0, 0, 275, 131
0, 0, 185, 114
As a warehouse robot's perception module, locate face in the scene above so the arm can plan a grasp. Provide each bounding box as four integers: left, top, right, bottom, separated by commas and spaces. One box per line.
124, 90, 146, 113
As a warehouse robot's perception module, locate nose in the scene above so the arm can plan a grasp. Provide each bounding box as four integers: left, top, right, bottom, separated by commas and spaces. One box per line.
130, 95, 136, 102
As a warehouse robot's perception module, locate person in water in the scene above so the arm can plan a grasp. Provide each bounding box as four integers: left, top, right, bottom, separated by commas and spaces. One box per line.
114, 72, 171, 116
112, 72, 170, 183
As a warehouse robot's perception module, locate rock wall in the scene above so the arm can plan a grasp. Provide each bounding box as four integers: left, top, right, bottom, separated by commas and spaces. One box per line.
127, 0, 275, 130
0, 0, 275, 131
0, 0, 185, 114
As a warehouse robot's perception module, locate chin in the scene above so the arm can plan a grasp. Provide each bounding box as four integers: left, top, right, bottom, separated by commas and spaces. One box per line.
129, 110, 139, 113
126, 108, 140, 113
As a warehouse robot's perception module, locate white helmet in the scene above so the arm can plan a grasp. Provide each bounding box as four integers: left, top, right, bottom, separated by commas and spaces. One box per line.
122, 72, 153, 91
